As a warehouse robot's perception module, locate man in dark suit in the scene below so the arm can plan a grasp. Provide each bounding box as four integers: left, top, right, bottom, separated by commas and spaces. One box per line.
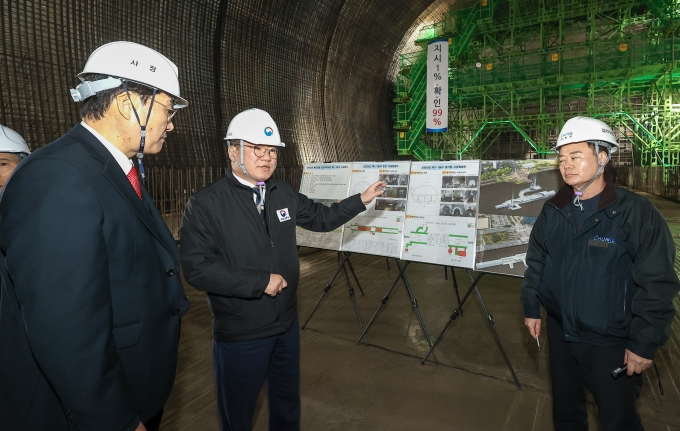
0, 41, 189, 431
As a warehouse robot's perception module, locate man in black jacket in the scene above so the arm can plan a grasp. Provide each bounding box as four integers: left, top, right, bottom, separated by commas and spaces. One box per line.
181, 108, 384, 431
521, 116, 680, 431
0, 42, 189, 431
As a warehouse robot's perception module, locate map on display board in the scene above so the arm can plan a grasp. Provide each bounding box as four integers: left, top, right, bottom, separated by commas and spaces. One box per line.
401, 161, 481, 268
475, 160, 563, 277
295, 163, 353, 251
340, 161, 411, 258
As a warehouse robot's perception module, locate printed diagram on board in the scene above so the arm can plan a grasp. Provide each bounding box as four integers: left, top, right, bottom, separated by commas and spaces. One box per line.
296, 163, 352, 251
341, 162, 411, 258
402, 161, 480, 268
351, 181, 370, 195
409, 185, 439, 205
403, 225, 470, 257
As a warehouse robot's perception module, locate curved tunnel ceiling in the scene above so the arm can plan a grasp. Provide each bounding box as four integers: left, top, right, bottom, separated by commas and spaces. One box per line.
216, 0, 457, 180
0, 0, 457, 184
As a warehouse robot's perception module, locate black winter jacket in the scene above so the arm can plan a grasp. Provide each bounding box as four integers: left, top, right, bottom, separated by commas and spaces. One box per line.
180, 173, 366, 342
521, 174, 680, 359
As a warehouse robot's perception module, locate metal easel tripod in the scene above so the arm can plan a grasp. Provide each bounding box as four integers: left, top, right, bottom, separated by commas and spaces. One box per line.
355, 259, 439, 363
301, 251, 365, 336
421, 269, 521, 390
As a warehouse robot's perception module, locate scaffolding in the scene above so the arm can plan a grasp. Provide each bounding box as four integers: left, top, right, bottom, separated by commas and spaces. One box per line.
394, 0, 680, 166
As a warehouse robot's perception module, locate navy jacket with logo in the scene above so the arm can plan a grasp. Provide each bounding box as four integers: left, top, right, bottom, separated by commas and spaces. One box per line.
521, 173, 679, 359
180, 172, 366, 342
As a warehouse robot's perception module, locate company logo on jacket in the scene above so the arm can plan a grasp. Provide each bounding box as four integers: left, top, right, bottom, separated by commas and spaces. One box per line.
277, 208, 291, 222
593, 236, 615, 243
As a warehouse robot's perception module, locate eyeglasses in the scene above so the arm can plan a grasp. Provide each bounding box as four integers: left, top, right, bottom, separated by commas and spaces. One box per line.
242, 143, 279, 159
153, 99, 177, 121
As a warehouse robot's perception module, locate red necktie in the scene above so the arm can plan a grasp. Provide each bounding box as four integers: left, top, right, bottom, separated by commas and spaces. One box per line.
127, 167, 142, 200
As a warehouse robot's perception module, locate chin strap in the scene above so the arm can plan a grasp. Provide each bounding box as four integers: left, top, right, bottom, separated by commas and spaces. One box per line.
573, 142, 610, 212
227, 139, 277, 183
256, 181, 266, 212
228, 139, 253, 180
122, 83, 157, 180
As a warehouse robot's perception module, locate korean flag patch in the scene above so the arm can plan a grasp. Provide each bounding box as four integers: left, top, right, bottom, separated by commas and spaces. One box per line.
277, 208, 291, 222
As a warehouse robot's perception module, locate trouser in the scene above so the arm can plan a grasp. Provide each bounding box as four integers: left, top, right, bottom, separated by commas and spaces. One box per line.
546, 315, 643, 431
212, 319, 301, 431
144, 409, 163, 431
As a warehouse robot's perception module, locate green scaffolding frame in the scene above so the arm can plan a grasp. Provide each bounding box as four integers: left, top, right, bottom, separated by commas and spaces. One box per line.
394, 0, 680, 166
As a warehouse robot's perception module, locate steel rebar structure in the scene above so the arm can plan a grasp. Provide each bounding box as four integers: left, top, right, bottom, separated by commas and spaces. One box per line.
0, 0, 461, 237
395, 0, 680, 167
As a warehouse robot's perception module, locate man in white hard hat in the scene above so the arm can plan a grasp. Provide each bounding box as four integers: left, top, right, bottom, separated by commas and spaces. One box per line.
0, 42, 189, 431
0, 124, 31, 189
521, 116, 679, 430
180, 108, 385, 431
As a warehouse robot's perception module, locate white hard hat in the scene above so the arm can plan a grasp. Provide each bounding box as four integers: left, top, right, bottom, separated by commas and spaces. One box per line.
225, 108, 285, 147
70, 41, 188, 109
0, 125, 30, 155
555, 116, 619, 153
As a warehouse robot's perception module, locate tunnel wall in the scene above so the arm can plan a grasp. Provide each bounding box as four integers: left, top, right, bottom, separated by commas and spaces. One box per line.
1, 0, 456, 235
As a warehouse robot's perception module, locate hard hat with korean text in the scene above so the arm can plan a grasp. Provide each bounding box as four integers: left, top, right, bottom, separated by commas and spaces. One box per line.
70, 41, 188, 109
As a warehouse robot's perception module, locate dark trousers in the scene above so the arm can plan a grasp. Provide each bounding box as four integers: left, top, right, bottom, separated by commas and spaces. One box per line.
213, 320, 300, 431
144, 409, 163, 431
546, 315, 643, 431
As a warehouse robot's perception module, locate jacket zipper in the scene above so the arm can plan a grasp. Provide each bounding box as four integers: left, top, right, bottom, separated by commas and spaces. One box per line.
265, 188, 284, 321
623, 281, 627, 314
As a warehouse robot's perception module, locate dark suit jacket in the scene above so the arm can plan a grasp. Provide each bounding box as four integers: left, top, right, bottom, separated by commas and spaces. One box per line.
0, 124, 189, 431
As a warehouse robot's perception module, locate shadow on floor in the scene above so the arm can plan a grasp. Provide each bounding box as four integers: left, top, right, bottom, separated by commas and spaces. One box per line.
162, 190, 680, 431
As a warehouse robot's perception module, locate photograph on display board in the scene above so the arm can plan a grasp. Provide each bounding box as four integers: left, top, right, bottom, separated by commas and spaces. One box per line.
475, 160, 562, 277
341, 161, 411, 258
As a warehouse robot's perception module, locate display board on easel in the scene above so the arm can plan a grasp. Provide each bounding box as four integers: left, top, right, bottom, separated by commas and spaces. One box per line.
295, 159, 561, 278
340, 161, 412, 258
295, 163, 353, 251
401, 161, 481, 268
475, 159, 562, 277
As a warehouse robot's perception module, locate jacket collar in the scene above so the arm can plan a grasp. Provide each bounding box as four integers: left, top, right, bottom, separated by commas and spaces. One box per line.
66, 124, 177, 258
549, 170, 617, 212
226, 170, 277, 192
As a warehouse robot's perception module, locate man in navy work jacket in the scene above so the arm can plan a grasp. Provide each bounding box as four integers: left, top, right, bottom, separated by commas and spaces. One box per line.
0, 42, 189, 431
180, 108, 385, 431
521, 116, 680, 431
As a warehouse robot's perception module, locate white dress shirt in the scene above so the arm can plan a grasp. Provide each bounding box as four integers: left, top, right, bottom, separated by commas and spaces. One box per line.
81, 121, 134, 175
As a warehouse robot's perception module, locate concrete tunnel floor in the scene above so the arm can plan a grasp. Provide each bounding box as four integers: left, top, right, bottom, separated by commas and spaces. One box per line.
161, 190, 680, 431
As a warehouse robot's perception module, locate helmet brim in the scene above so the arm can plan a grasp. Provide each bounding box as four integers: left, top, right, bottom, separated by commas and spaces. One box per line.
77, 73, 189, 109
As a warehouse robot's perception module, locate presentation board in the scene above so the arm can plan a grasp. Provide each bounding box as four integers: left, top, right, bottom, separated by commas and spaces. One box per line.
401, 161, 481, 268
294, 159, 564, 279
295, 163, 353, 251
475, 160, 563, 277
340, 161, 411, 258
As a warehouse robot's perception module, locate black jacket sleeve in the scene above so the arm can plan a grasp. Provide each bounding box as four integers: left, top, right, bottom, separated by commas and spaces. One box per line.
520, 204, 549, 319
180, 196, 270, 298
1, 159, 139, 430
295, 192, 366, 232
626, 204, 680, 359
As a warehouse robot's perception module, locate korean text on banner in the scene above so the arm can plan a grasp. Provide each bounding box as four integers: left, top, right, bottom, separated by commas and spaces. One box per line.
426, 39, 448, 132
